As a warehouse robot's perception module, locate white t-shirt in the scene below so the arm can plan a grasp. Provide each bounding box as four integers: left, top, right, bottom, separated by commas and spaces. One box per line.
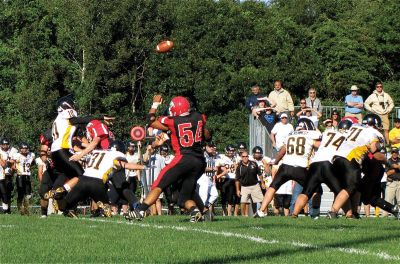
125, 152, 140, 177
276, 180, 293, 195
271, 122, 294, 150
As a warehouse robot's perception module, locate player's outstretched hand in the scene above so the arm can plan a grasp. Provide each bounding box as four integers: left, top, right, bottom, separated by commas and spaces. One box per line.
153, 94, 163, 104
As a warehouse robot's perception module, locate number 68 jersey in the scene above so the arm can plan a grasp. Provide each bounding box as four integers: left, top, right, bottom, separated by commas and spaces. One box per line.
335, 124, 384, 164
281, 130, 322, 168
84, 149, 126, 183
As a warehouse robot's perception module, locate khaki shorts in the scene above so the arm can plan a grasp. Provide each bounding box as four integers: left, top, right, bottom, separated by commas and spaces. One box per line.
344, 112, 362, 123
240, 184, 264, 203
378, 114, 390, 130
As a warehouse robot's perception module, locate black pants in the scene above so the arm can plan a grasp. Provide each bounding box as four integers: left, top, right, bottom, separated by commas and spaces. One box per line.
360, 157, 386, 207
16, 175, 32, 202
332, 156, 360, 195
270, 164, 307, 190
220, 178, 240, 206
39, 170, 58, 199
51, 149, 84, 180
5, 174, 13, 203
0, 179, 10, 204
153, 155, 206, 205
60, 176, 108, 211
302, 161, 343, 198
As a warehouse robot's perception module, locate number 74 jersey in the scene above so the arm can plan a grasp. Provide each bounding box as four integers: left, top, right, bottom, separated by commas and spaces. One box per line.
335, 124, 384, 164
281, 130, 322, 168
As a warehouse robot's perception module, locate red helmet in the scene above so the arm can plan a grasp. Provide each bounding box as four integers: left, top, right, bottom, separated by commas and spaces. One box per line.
168, 96, 190, 116
341, 116, 359, 124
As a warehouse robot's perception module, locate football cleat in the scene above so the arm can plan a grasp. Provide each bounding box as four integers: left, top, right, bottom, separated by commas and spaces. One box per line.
253, 210, 266, 218
189, 210, 204, 223
64, 210, 78, 218
96, 201, 112, 218
127, 209, 144, 221
44, 187, 67, 200
326, 211, 338, 219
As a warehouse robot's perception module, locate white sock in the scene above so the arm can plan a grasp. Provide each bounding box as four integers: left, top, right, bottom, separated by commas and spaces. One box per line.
63, 184, 71, 192
2, 203, 8, 210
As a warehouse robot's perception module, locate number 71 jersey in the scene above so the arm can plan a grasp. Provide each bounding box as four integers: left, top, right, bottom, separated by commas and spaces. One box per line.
336, 124, 384, 164
281, 130, 322, 168
84, 149, 126, 183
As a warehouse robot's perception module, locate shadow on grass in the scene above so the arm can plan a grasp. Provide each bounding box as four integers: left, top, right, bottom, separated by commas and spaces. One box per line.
174, 233, 400, 264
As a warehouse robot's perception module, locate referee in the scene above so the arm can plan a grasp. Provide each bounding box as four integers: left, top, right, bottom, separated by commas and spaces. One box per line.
235, 151, 264, 216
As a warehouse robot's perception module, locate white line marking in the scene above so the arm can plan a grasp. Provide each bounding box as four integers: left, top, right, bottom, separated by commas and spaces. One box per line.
79, 218, 400, 261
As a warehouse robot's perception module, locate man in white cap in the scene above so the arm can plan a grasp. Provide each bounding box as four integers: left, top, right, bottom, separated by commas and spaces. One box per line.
345, 85, 364, 122
270, 113, 294, 152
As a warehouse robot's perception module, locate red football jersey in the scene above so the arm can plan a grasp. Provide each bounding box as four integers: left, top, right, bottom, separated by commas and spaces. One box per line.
158, 112, 205, 157
86, 120, 110, 150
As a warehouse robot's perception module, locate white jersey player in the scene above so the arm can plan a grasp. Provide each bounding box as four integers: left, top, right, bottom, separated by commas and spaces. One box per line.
328, 114, 386, 218
59, 141, 146, 217
255, 118, 322, 218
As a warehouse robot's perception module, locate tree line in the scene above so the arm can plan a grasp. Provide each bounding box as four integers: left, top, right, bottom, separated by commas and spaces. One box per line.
0, 0, 399, 148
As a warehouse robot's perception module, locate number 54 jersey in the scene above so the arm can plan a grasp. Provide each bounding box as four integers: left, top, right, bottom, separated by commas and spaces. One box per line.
335, 124, 384, 164
84, 150, 126, 183
281, 130, 322, 168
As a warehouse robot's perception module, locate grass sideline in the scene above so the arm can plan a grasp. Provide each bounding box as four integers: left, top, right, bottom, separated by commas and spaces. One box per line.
1, 214, 399, 263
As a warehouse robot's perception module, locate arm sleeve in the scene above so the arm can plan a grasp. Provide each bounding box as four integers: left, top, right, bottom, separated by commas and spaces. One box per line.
364, 95, 372, 112
70, 116, 98, 125
386, 94, 394, 113
286, 92, 295, 112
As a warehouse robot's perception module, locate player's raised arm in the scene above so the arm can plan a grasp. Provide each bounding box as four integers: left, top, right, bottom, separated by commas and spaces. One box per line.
147, 94, 169, 131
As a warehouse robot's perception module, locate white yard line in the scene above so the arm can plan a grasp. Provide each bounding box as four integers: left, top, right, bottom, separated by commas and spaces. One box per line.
80, 218, 400, 261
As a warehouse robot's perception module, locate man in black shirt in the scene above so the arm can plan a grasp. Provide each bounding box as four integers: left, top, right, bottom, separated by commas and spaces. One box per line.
235, 151, 264, 216
384, 148, 400, 217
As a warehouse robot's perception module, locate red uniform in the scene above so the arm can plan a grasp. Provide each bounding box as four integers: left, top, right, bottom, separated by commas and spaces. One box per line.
86, 120, 110, 150
152, 112, 207, 198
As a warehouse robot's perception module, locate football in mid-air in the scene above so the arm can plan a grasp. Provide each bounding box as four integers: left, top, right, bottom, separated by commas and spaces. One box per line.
156, 40, 174, 53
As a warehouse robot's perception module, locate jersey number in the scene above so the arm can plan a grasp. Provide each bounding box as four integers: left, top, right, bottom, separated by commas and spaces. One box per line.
347, 127, 362, 142
87, 153, 106, 170
324, 132, 345, 150
178, 121, 203, 147
287, 137, 306, 156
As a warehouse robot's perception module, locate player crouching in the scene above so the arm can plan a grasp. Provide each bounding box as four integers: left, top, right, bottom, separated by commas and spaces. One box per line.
57, 140, 146, 218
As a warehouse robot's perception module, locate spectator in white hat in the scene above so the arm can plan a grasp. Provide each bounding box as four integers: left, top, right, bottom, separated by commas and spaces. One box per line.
270, 113, 294, 151
345, 85, 364, 122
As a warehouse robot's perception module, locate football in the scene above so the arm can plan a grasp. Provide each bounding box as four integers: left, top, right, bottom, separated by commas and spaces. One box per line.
156, 40, 174, 53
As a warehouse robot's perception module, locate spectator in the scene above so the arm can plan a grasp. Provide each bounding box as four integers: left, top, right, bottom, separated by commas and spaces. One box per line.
305, 88, 322, 116
273, 180, 293, 216
235, 150, 264, 216
323, 119, 334, 131
268, 80, 295, 118
331, 109, 341, 129
270, 113, 294, 151
252, 99, 277, 133
245, 85, 267, 112
296, 100, 322, 127
389, 118, 400, 149
345, 85, 364, 122
383, 148, 400, 216
364, 82, 394, 144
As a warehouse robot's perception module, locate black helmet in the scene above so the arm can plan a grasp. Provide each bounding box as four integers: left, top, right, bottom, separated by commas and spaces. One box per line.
338, 119, 353, 131
160, 144, 169, 153
19, 142, 29, 149
56, 94, 75, 112
1, 138, 10, 145
252, 146, 263, 155
109, 140, 126, 153
225, 144, 236, 152
362, 114, 382, 129
237, 142, 247, 150
296, 118, 316, 131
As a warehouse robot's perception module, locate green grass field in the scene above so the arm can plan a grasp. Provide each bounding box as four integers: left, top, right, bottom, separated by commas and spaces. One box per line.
1, 214, 400, 263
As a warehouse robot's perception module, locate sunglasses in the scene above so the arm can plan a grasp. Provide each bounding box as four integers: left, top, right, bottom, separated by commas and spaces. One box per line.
241, 155, 249, 158
376, 85, 383, 88
300, 102, 306, 104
